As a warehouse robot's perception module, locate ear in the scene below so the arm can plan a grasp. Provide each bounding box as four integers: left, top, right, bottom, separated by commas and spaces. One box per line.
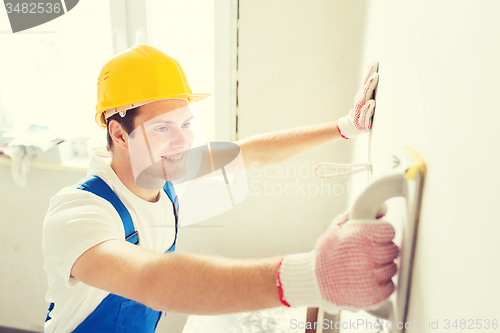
108, 119, 129, 150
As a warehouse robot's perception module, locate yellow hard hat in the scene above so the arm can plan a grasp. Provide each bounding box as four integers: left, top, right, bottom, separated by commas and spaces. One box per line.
95, 45, 210, 129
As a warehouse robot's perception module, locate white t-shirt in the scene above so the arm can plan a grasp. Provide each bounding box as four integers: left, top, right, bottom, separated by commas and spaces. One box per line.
42, 153, 177, 333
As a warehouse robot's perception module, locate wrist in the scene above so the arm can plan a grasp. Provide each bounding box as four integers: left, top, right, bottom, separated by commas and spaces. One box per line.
278, 251, 322, 307
337, 122, 349, 140
337, 115, 367, 139
276, 258, 291, 307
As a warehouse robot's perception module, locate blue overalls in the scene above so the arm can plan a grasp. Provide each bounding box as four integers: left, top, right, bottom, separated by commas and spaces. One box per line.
45, 175, 179, 333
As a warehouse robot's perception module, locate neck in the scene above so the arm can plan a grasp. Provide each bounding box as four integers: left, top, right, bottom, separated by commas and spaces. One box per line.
109, 152, 161, 203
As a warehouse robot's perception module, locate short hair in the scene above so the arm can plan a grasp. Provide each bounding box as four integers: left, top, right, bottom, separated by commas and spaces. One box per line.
106, 107, 139, 151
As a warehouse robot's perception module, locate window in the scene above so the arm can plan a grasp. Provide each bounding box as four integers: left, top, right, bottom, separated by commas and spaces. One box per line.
0, 0, 114, 139
146, 0, 237, 142
147, 0, 216, 141
0, 0, 237, 143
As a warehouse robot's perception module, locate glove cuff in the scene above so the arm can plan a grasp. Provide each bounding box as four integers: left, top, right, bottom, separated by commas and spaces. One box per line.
279, 251, 322, 308
337, 115, 369, 139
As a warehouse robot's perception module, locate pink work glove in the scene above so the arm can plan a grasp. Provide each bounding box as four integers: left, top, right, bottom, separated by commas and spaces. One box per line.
277, 205, 398, 314
337, 61, 379, 139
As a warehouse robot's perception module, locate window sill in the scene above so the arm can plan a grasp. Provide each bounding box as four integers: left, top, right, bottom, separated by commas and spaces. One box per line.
0, 155, 89, 173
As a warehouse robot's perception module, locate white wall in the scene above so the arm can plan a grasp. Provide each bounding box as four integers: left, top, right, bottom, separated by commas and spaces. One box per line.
166, 1, 369, 331
0, 1, 367, 331
177, 0, 368, 291
0, 0, 368, 331
343, 0, 500, 331
0, 166, 87, 332
232, 0, 368, 255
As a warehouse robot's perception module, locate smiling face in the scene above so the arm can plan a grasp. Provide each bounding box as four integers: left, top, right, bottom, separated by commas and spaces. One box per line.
128, 99, 195, 188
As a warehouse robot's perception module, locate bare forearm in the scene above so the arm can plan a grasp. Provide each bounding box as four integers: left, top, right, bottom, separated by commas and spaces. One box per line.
147, 253, 284, 314
237, 121, 341, 169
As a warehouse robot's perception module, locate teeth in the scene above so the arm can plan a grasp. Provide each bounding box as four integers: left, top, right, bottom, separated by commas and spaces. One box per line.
164, 154, 183, 161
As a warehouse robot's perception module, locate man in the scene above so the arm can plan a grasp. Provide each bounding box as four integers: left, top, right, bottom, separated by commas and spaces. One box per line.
42, 45, 397, 332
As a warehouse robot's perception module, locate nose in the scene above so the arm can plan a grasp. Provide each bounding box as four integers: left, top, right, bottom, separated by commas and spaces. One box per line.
170, 127, 191, 151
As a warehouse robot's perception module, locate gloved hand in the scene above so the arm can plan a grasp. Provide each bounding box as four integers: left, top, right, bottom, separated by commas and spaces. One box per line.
337, 61, 379, 139
276, 205, 398, 314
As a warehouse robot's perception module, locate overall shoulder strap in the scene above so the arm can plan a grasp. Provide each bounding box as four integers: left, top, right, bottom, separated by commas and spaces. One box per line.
162, 181, 178, 209
77, 175, 139, 245
163, 181, 179, 253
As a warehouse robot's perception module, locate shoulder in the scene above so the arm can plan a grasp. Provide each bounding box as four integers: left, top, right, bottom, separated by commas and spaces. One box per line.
42, 182, 127, 287
47, 182, 114, 216
44, 182, 123, 237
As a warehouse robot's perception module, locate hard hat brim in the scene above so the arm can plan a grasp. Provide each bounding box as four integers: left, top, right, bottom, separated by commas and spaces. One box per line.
95, 93, 211, 129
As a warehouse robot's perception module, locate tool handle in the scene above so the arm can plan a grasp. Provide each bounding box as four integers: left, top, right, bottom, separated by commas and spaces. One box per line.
349, 173, 406, 321
350, 174, 406, 220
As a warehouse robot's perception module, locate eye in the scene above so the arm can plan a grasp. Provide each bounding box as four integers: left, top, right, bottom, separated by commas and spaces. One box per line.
155, 126, 168, 132
182, 122, 191, 128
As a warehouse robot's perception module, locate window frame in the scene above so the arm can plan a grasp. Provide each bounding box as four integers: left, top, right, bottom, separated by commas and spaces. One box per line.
110, 0, 238, 142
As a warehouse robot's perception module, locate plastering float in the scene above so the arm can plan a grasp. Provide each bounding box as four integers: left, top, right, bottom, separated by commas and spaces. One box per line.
347, 146, 426, 333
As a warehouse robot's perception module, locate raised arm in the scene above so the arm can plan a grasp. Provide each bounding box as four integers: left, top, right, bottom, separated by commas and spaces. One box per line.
236, 121, 341, 170
71, 239, 283, 314
72, 202, 398, 316
236, 61, 379, 170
